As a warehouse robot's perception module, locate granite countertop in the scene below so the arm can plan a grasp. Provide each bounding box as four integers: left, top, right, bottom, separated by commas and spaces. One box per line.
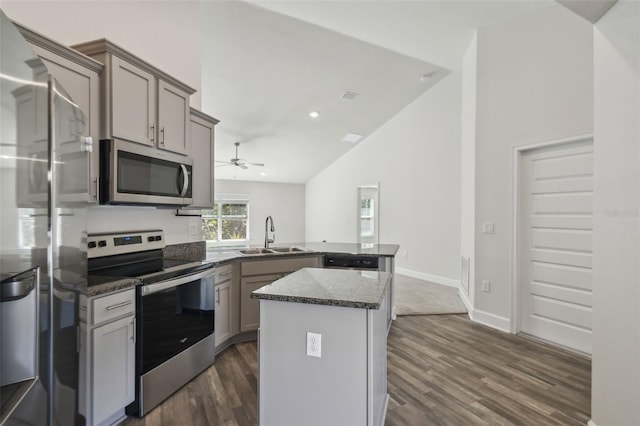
86, 242, 398, 298
205, 242, 399, 262
251, 267, 391, 309
86, 275, 141, 297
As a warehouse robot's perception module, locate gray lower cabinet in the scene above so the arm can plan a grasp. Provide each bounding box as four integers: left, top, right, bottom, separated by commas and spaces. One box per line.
214, 264, 234, 348
79, 288, 135, 426
239, 256, 321, 332
240, 273, 283, 332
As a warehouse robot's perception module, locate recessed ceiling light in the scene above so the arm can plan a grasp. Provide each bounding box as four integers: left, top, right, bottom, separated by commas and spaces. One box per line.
420, 72, 436, 82
260, 171, 267, 176
309, 111, 319, 118
341, 133, 363, 143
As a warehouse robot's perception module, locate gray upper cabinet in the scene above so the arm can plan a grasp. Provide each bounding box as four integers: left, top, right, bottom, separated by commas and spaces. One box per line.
110, 56, 155, 146
188, 108, 219, 209
72, 39, 195, 155
16, 23, 103, 203
158, 80, 190, 154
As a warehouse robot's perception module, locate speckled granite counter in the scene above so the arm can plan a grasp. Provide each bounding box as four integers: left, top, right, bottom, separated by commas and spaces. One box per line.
86, 275, 140, 297
205, 242, 399, 263
251, 267, 391, 309
87, 242, 398, 298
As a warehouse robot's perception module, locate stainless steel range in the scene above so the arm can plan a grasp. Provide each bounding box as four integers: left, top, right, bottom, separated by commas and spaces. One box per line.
87, 230, 215, 417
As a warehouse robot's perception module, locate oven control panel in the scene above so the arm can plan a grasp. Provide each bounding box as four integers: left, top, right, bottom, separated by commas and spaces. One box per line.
87, 230, 164, 258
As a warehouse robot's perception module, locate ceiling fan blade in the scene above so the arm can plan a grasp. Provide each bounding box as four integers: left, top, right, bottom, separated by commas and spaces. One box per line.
216, 163, 233, 168
245, 162, 265, 167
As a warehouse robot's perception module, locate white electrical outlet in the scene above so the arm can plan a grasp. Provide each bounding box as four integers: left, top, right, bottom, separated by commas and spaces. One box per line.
482, 223, 495, 234
482, 280, 491, 293
306, 332, 321, 358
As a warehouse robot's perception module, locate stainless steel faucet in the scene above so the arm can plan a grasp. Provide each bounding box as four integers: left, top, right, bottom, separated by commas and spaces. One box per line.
264, 216, 275, 248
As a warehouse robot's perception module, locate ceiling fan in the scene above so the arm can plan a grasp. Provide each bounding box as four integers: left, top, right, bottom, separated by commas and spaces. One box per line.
215, 142, 265, 169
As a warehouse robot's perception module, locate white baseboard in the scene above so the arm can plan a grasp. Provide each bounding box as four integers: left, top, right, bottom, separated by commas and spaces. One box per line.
470, 308, 511, 332
395, 268, 460, 288
458, 288, 473, 312
587, 420, 597, 426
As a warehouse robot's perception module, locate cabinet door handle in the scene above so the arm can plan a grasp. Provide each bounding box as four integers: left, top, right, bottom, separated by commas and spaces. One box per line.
216, 288, 220, 305
105, 300, 132, 311
150, 123, 155, 142
131, 317, 136, 344
160, 126, 165, 145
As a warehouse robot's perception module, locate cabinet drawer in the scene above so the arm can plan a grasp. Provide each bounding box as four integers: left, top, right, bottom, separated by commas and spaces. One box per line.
241, 256, 320, 276
215, 264, 233, 283
92, 289, 135, 325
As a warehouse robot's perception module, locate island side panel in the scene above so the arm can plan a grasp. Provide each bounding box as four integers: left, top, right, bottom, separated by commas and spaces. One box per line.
258, 299, 368, 426
369, 295, 389, 426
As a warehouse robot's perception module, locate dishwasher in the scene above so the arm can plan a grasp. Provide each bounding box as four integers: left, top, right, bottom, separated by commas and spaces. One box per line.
323, 254, 379, 270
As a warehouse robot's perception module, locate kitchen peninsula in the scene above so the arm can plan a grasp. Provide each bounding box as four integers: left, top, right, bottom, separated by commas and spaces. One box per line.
252, 268, 391, 426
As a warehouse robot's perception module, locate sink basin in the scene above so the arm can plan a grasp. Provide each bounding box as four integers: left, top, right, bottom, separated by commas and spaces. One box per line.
238, 248, 273, 255
269, 247, 305, 253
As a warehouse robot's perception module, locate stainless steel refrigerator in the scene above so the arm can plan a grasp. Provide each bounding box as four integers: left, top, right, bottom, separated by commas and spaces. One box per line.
1, 9, 88, 425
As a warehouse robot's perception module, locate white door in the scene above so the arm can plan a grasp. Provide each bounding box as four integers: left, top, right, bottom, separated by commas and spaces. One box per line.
518, 139, 593, 354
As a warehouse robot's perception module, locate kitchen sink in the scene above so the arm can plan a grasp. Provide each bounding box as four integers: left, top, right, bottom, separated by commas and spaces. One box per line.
269, 247, 305, 253
238, 248, 274, 255
237, 247, 307, 255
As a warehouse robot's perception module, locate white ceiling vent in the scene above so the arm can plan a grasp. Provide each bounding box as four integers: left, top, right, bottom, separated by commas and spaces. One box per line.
341, 133, 363, 143
341, 91, 359, 101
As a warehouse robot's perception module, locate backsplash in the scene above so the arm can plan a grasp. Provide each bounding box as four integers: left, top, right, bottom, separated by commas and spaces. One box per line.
87, 205, 202, 245
163, 240, 206, 261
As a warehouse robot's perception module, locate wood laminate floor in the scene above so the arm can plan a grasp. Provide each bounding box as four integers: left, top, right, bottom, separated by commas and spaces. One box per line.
123, 314, 590, 426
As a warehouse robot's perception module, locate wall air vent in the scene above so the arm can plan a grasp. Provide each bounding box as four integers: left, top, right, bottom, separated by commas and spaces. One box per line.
341, 91, 359, 101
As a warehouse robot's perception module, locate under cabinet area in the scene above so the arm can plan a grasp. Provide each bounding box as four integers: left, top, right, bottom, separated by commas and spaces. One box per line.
240, 256, 321, 332
79, 288, 135, 426
72, 39, 195, 155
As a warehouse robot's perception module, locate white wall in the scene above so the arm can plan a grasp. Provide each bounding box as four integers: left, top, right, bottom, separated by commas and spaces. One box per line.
306, 71, 462, 286
469, 5, 593, 328
216, 179, 305, 247
0, 0, 202, 107
591, 1, 640, 424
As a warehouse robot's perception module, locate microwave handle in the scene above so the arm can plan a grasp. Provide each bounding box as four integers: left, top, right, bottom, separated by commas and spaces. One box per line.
179, 164, 189, 197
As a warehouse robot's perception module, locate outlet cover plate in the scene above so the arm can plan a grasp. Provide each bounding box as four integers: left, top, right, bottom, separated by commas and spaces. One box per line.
306, 332, 321, 357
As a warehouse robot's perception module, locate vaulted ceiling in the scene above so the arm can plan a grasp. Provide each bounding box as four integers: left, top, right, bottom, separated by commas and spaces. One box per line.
204, 0, 557, 183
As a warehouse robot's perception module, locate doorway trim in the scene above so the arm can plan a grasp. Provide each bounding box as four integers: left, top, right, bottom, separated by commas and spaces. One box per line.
510, 133, 594, 334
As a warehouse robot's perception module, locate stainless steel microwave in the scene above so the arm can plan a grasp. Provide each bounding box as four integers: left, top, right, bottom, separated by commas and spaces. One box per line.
100, 139, 193, 206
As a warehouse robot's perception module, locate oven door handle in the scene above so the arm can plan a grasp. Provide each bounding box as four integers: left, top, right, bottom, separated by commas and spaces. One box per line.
141, 268, 214, 296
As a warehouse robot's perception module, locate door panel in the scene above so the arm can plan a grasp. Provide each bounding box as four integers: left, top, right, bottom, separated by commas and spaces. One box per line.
519, 139, 593, 354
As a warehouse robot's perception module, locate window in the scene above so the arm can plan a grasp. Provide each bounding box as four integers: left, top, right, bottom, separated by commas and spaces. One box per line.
202, 194, 249, 247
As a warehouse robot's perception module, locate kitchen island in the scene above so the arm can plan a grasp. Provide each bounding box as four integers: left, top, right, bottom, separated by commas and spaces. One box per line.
252, 267, 391, 426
